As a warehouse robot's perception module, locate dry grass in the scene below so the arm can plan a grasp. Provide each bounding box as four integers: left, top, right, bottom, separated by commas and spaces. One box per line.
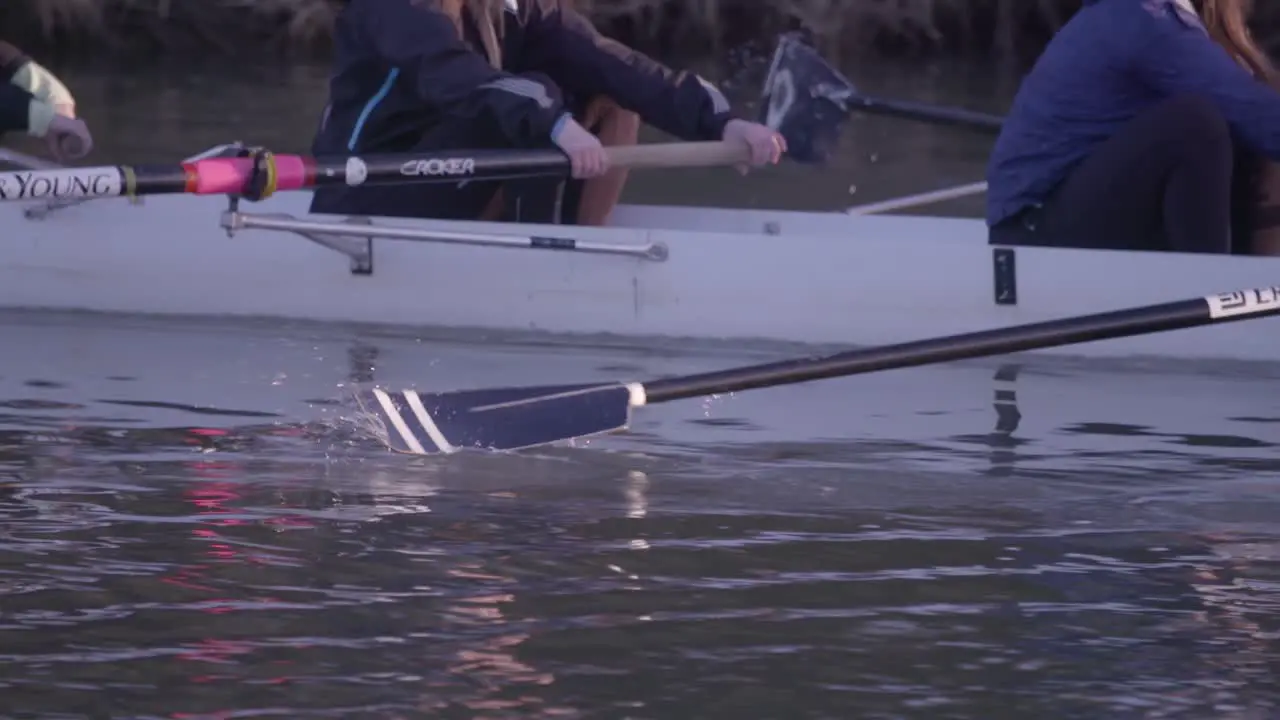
6, 0, 1278, 59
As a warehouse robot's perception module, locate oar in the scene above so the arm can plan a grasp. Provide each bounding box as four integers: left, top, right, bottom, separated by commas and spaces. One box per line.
357, 285, 1280, 455
0, 140, 753, 204
759, 31, 1004, 163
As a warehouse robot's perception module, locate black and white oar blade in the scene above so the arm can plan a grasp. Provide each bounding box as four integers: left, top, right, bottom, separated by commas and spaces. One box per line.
759, 32, 856, 164
355, 383, 635, 455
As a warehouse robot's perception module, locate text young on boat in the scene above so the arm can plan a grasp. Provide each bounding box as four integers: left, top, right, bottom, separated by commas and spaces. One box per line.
309, 0, 785, 227
0, 42, 93, 162
986, 0, 1280, 255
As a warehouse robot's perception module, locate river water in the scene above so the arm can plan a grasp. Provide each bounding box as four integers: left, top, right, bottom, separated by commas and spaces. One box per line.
3, 54, 1280, 718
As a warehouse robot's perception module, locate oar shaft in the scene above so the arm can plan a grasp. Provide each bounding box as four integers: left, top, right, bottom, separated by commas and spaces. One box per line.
845, 94, 1004, 134
640, 288, 1280, 404
0, 147, 569, 204
0, 141, 748, 204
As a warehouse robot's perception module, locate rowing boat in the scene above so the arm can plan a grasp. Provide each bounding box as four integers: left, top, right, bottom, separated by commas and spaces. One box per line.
3, 35, 1277, 459
5, 32, 1274, 368
2, 144, 1278, 364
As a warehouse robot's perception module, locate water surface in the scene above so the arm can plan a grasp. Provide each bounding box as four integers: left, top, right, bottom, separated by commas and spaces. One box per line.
2, 312, 1279, 718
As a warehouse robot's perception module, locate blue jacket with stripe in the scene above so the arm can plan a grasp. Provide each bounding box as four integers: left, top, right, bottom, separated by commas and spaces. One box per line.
985, 0, 1280, 227
0, 42, 36, 133
312, 0, 735, 157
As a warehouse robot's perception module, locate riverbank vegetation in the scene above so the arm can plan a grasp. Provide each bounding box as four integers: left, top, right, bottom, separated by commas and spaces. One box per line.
5, 0, 1280, 64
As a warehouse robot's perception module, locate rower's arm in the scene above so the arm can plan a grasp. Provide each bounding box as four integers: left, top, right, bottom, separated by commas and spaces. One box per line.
0, 41, 70, 137
555, 7, 679, 84
0, 83, 36, 135
363, 0, 566, 147
1133, 3, 1280, 159
524, 7, 733, 142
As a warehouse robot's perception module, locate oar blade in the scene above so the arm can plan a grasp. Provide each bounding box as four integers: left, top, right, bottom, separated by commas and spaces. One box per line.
759, 32, 856, 164
354, 383, 634, 455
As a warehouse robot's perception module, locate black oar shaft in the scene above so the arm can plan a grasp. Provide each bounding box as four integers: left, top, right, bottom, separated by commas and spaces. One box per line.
641, 293, 1275, 404
0, 147, 574, 203
309, 148, 569, 189
0, 141, 751, 204
846, 95, 1004, 134
364, 285, 1280, 456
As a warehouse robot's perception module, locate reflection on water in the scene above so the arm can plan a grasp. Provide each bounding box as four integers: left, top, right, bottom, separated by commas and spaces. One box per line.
1, 311, 1279, 717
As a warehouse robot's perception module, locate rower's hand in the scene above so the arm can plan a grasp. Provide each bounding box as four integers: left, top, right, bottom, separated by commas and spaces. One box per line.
722, 118, 786, 174
551, 116, 609, 179
45, 113, 93, 162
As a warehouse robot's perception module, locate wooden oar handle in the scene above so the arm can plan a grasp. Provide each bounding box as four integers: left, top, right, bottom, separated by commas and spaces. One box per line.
605, 141, 750, 169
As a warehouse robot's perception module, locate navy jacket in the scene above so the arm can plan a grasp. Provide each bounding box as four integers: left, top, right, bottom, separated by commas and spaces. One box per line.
986, 0, 1280, 227
313, 0, 734, 156
0, 42, 35, 133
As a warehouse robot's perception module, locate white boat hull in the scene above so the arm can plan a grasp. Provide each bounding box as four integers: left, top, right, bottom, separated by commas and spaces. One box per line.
3, 190, 1279, 362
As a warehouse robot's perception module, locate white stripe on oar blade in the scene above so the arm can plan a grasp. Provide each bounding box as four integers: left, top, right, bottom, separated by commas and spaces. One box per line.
403, 390, 457, 454
372, 388, 426, 454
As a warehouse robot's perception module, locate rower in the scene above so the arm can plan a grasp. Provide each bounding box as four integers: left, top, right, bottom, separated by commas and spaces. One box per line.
0, 41, 93, 162
309, 0, 785, 227
985, 0, 1280, 255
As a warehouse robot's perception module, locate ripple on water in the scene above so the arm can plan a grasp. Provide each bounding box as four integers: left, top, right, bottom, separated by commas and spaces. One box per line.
0, 312, 1279, 717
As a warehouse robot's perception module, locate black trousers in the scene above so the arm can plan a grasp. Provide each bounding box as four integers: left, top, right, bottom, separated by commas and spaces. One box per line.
310, 71, 586, 225
990, 95, 1237, 254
